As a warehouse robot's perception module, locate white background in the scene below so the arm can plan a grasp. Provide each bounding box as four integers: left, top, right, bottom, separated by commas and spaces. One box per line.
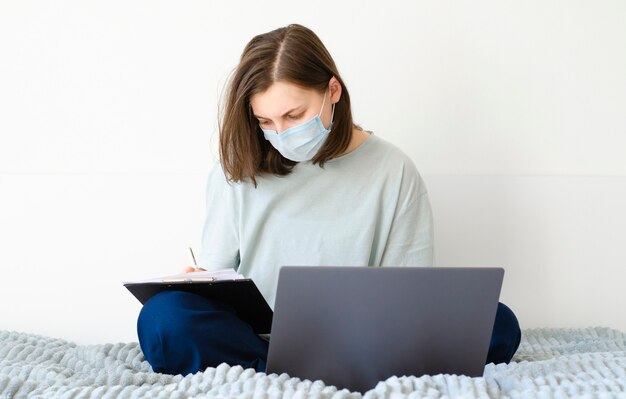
1, 1, 625, 344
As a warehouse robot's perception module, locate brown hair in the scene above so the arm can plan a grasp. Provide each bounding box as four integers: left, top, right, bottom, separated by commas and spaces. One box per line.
218, 24, 357, 188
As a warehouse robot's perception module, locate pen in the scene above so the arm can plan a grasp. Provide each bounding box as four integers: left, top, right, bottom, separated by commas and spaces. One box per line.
188, 247, 199, 271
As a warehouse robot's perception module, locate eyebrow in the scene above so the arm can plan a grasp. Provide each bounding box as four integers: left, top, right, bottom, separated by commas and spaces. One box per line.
253, 107, 302, 120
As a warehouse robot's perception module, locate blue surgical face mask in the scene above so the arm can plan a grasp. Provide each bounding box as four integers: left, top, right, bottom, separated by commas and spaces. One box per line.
260, 88, 335, 162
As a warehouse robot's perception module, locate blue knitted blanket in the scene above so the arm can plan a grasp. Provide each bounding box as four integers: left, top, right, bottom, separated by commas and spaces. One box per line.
1, 327, 625, 398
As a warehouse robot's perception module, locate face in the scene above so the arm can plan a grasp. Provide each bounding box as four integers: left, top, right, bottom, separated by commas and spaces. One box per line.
250, 78, 340, 134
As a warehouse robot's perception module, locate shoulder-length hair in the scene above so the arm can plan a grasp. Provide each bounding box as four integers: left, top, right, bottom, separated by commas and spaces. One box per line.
218, 24, 356, 188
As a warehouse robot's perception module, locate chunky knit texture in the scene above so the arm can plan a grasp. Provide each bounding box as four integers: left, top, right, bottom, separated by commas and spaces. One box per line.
1, 327, 625, 398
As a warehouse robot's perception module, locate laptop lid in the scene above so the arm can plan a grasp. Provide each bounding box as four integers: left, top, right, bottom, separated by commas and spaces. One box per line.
265, 266, 504, 393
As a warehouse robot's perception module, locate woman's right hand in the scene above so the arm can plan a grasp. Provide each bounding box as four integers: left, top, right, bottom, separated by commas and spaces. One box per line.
180, 266, 207, 274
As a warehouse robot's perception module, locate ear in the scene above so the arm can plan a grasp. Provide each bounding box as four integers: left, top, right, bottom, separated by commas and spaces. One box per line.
328, 76, 342, 104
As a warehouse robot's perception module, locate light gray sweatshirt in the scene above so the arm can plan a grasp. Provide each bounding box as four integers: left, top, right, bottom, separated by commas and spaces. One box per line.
198, 131, 434, 310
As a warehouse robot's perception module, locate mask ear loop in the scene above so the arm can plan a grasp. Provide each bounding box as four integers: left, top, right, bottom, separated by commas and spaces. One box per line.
319, 87, 328, 116
321, 87, 336, 129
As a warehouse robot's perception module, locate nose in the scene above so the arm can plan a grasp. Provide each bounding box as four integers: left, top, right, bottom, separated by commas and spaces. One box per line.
275, 124, 287, 134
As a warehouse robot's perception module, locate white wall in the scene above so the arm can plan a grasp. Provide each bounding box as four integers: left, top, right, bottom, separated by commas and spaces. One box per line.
1, 1, 624, 344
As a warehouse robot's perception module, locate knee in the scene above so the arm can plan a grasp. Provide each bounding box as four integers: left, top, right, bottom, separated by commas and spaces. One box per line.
137, 291, 227, 340
138, 291, 186, 341
495, 303, 519, 329
136, 291, 235, 374
487, 302, 522, 364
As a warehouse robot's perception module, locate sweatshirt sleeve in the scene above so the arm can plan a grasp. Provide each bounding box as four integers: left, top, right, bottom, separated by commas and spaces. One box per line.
197, 162, 240, 271
380, 161, 435, 267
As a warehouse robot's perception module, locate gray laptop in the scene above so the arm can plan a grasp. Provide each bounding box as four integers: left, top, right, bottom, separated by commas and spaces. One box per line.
265, 266, 504, 393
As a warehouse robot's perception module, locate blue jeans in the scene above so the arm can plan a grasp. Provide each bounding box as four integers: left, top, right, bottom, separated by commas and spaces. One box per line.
137, 291, 522, 376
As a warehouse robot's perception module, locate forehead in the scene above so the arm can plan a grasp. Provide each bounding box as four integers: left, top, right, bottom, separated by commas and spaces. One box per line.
250, 81, 317, 117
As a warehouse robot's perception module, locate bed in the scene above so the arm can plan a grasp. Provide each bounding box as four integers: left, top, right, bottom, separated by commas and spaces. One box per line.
1, 327, 625, 398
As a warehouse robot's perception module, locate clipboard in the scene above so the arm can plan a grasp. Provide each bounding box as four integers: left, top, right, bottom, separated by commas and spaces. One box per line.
124, 278, 273, 334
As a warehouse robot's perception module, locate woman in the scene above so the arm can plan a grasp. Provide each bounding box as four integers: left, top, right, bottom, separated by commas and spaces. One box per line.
137, 23, 521, 376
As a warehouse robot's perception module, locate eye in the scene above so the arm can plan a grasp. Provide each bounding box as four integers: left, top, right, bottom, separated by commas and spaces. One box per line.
287, 113, 303, 120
